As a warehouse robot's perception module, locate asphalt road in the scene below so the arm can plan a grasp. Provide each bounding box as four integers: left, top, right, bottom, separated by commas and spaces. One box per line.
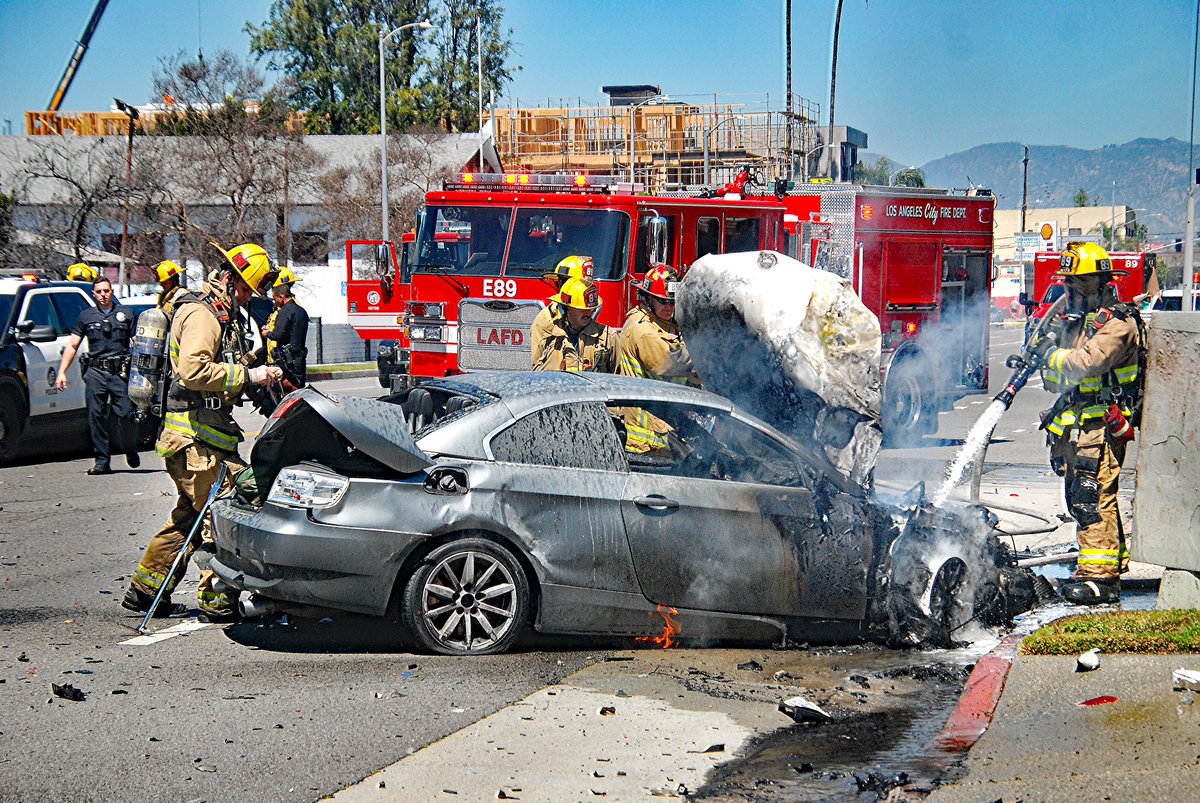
0, 334, 1071, 801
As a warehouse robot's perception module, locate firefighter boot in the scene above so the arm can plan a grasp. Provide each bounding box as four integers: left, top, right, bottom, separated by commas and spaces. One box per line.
1061, 578, 1120, 606
121, 586, 187, 618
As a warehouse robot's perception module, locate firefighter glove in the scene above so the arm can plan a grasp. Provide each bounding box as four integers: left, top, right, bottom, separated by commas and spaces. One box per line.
248, 365, 283, 387
1028, 331, 1058, 366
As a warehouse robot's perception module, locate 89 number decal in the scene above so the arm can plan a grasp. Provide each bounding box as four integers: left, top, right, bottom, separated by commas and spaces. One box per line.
483, 279, 518, 297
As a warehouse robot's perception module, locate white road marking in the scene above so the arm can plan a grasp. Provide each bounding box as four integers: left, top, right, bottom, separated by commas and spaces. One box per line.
970, 400, 984, 405
120, 618, 211, 645
1013, 428, 1026, 433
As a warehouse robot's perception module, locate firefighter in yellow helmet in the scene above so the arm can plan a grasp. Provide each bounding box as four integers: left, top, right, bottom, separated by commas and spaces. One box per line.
66, 262, 98, 283
261, 266, 309, 388
1028, 241, 1143, 605
122, 242, 283, 621
154, 260, 186, 317
614, 265, 701, 453
531, 255, 595, 366
532, 277, 616, 373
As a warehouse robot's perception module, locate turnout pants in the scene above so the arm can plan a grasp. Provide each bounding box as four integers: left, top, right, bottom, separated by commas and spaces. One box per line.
1055, 423, 1129, 581
84, 366, 135, 462
131, 442, 244, 615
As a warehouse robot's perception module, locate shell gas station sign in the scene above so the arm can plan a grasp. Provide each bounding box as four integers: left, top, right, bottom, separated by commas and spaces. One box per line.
1038, 220, 1059, 251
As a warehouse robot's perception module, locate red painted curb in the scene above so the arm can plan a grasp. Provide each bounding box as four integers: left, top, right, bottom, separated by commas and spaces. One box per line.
933, 653, 1013, 751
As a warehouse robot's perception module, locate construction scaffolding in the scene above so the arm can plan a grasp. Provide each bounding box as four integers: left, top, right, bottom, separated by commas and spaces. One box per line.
489, 92, 821, 192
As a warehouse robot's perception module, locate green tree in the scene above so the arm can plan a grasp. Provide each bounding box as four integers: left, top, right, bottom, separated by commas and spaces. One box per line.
1074, 187, 1090, 206
852, 155, 893, 185
892, 167, 926, 188
418, 0, 517, 132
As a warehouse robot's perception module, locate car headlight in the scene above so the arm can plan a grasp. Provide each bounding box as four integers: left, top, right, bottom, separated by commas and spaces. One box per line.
267, 466, 350, 509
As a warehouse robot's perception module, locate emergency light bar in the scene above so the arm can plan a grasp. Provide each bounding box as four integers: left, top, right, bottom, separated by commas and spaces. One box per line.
445, 173, 644, 195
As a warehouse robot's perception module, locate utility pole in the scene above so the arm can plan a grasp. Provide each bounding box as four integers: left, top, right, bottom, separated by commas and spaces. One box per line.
785, 0, 793, 180
1020, 145, 1029, 234
1189, 0, 1198, 311
827, 0, 844, 181
114, 98, 138, 297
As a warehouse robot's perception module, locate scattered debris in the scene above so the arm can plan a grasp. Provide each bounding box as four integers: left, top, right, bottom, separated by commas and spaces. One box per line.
17, 652, 29, 662
615, 690, 630, 698
1173, 668, 1200, 692
778, 695, 832, 724
848, 674, 871, 688
598, 706, 616, 716
378, 781, 386, 789
793, 762, 814, 773
605, 656, 633, 662
1078, 695, 1119, 707
853, 770, 909, 795
737, 660, 763, 672
772, 670, 792, 682
111, 689, 128, 695
699, 744, 725, 754
1075, 649, 1101, 673
51, 683, 86, 702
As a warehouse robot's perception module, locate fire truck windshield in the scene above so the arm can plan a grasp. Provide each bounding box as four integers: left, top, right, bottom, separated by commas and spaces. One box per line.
414, 205, 630, 280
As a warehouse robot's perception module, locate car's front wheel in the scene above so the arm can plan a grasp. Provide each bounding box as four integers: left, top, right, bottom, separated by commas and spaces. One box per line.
401, 537, 530, 655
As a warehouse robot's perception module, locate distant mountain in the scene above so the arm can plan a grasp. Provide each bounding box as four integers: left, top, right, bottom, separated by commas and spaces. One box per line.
918, 138, 1195, 235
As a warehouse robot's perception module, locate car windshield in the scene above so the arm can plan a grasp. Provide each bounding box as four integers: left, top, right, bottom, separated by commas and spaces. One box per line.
1041, 284, 1064, 304
413, 206, 508, 276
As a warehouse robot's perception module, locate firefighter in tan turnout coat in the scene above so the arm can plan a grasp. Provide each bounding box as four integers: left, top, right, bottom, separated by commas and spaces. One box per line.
122, 243, 284, 621
1031, 242, 1143, 606
531, 277, 616, 373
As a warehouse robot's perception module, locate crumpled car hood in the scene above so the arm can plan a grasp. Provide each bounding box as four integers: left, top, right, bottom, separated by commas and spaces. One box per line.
262, 388, 433, 474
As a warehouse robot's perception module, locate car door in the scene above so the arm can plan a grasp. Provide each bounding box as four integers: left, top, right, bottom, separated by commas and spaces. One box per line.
613, 400, 821, 617
19, 289, 86, 416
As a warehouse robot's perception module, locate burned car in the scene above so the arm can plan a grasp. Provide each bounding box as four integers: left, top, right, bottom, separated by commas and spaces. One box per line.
209, 371, 1026, 655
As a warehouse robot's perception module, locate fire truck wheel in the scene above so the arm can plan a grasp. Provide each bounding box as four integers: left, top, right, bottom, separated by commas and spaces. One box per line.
0, 388, 24, 463
882, 359, 930, 447
400, 537, 531, 656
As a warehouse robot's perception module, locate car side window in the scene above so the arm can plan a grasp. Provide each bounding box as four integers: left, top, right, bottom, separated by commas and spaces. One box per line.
51, 291, 90, 335
21, 293, 60, 333
607, 400, 805, 487
490, 402, 627, 472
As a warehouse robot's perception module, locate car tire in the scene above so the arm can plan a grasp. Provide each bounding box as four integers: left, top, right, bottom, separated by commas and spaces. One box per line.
400, 537, 530, 656
882, 358, 930, 447
0, 389, 25, 463
886, 555, 971, 648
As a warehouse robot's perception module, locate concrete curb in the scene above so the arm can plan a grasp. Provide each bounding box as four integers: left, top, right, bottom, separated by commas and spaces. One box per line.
932, 632, 1023, 752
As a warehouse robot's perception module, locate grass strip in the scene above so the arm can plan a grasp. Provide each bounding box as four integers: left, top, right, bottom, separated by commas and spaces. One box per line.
1022, 609, 1200, 655
306, 362, 375, 373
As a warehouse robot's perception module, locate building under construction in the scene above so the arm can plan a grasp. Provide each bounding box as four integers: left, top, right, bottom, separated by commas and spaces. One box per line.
486, 86, 866, 192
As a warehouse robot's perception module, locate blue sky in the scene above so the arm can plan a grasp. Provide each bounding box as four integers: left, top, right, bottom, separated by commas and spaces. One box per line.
0, 0, 1195, 165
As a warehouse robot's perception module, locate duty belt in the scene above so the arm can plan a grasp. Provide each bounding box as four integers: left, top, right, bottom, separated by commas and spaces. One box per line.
83, 354, 126, 374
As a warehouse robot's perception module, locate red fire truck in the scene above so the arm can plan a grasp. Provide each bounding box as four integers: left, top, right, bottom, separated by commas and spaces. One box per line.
401, 172, 784, 381
771, 187, 997, 444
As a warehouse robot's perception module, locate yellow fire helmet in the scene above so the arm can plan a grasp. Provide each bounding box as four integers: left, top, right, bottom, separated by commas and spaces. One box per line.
1057, 241, 1128, 278
154, 260, 185, 283
542, 254, 595, 285
552, 276, 602, 314
211, 242, 279, 297
273, 266, 301, 287
66, 262, 98, 283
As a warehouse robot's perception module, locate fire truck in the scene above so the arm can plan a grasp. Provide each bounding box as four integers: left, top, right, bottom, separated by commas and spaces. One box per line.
400, 172, 784, 381
347, 174, 996, 445
770, 186, 997, 444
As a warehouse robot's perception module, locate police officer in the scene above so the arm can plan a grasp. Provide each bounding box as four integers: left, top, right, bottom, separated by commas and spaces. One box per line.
56, 276, 140, 474
532, 277, 616, 372
531, 255, 595, 367
1030, 242, 1142, 605
261, 267, 309, 388
121, 243, 283, 621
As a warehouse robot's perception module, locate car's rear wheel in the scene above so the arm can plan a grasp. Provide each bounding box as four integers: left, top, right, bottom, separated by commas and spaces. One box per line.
401, 537, 529, 655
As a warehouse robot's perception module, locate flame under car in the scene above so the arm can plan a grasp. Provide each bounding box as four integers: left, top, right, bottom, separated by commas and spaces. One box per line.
209, 372, 1022, 655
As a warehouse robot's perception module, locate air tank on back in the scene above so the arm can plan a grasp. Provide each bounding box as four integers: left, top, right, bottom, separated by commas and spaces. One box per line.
127, 306, 169, 416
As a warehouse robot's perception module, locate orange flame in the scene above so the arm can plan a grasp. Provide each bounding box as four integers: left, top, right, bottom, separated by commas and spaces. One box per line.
635, 604, 681, 649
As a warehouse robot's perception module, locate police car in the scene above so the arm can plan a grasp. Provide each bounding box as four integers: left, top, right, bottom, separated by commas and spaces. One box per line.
0, 275, 96, 461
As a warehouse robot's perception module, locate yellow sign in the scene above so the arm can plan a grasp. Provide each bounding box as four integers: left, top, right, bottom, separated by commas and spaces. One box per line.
1040, 222, 1055, 240
809, 177, 832, 184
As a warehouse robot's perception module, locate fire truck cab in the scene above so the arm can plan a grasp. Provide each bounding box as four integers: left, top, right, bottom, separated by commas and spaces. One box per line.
403, 173, 784, 381
774, 186, 997, 445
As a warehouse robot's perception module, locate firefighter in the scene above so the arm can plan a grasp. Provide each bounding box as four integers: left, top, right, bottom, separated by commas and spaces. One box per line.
66, 262, 98, 283
262, 267, 309, 388
531, 255, 595, 366
121, 243, 283, 620
56, 276, 140, 474
614, 265, 700, 454
154, 259, 187, 316
532, 277, 616, 373
1031, 242, 1142, 605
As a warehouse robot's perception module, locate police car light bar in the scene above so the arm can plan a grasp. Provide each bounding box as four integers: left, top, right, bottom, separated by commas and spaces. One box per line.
445, 173, 644, 195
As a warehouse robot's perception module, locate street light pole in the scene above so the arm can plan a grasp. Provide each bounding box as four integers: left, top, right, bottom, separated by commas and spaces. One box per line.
380, 19, 432, 247
703, 114, 745, 185
628, 94, 665, 185
114, 98, 138, 297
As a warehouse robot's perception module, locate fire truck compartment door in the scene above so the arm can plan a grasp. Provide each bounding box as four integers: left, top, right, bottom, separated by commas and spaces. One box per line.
883, 240, 939, 306
457, 298, 545, 371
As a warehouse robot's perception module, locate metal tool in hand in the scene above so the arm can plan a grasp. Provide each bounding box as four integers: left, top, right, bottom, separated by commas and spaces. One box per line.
135, 463, 229, 634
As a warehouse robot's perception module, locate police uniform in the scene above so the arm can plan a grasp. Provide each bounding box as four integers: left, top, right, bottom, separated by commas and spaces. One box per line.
70, 302, 137, 468
127, 279, 249, 619
263, 296, 309, 386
